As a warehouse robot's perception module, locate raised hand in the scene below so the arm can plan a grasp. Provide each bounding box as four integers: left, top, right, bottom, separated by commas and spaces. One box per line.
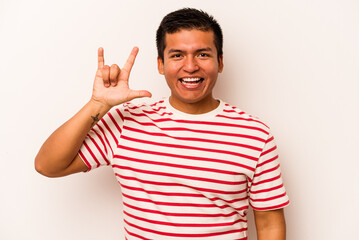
91, 47, 152, 108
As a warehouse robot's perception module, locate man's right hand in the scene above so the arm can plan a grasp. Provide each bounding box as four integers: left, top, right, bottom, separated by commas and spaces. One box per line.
91, 47, 152, 108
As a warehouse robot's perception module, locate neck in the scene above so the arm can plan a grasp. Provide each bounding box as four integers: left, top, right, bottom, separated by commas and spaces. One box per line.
169, 96, 220, 114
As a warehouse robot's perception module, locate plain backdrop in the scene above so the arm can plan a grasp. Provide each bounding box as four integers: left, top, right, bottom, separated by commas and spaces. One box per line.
1, 0, 358, 239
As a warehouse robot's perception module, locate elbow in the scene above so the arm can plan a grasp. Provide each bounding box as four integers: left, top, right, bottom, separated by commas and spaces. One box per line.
34, 155, 57, 178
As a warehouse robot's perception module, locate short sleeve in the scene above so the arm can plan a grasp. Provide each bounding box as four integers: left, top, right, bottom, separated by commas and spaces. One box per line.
78, 106, 125, 172
248, 133, 289, 211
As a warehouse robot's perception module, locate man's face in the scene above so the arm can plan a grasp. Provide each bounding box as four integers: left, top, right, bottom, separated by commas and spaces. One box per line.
157, 29, 223, 112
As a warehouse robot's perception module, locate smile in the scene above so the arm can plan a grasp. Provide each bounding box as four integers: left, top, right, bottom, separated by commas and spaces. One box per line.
179, 77, 204, 84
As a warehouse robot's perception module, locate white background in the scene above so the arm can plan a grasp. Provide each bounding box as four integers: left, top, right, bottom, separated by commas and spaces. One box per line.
1, 0, 358, 239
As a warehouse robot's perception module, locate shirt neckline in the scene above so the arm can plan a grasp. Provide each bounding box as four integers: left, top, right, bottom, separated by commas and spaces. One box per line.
163, 97, 224, 120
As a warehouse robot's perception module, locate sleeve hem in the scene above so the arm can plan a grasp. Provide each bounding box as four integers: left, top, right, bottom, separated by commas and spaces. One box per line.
250, 200, 290, 211
78, 150, 92, 172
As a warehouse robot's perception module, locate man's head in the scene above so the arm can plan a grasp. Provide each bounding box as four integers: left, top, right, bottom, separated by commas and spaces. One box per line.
156, 8, 223, 62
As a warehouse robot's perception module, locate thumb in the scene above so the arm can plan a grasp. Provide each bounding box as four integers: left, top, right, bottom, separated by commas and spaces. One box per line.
127, 90, 152, 101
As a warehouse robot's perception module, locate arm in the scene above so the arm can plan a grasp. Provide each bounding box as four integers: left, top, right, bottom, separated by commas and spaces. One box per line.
35, 47, 151, 177
253, 208, 286, 240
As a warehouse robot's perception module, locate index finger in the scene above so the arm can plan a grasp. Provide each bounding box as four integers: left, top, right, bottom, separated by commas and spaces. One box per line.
122, 47, 139, 73
98, 47, 104, 69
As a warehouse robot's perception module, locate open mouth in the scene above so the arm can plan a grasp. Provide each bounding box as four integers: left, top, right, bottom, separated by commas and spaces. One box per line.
179, 77, 204, 85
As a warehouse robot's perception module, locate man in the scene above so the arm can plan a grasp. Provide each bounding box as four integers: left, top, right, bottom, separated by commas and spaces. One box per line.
35, 8, 289, 240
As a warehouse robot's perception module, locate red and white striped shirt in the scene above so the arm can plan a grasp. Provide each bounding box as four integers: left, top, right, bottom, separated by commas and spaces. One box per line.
79, 98, 289, 240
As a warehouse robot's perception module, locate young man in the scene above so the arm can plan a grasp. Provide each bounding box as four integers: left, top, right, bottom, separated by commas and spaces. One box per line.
35, 8, 289, 240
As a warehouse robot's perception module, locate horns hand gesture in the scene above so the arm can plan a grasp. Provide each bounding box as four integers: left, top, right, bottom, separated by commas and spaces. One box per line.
91, 47, 152, 108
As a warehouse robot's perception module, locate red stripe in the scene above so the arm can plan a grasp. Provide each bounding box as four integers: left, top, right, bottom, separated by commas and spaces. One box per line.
115, 108, 125, 122
266, 136, 274, 143
142, 109, 173, 116
100, 117, 119, 145
223, 108, 242, 113
78, 150, 91, 171
151, 100, 165, 106
256, 155, 278, 168
124, 125, 262, 151
124, 210, 246, 227
125, 228, 152, 240
125, 100, 164, 110
234, 237, 248, 240
144, 106, 167, 112
223, 105, 246, 115
108, 112, 122, 134
123, 201, 239, 218
124, 103, 144, 110
123, 192, 249, 212
124, 219, 247, 238
119, 175, 248, 205
260, 145, 277, 157
254, 164, 280, 178
122, 192, 235, 209
118, 176, 247, 196
249, 183, 284, 194
209, 196, 248, 204
251, 200, 289, 211
119, 183, 204, 197
149, 106, 166, 111
216, 114, 268, 128
125, 117, 266, 142
123, 192, 247, 212
95, 124, 114, 157
114, 153, 243, 176
90, 128, 108, 155
250, 192, 287, 202
83, 141, 100, 168
121, 135, 259, 161
125, 110, 269, 134
117, 145, 255, 171
113, 164, 246, 186
88, 133, 110, 165
252, 174, 281, 186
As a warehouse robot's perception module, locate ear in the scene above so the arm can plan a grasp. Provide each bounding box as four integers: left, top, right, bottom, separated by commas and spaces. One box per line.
157, 57, 164, 75
218, 55, 224, 73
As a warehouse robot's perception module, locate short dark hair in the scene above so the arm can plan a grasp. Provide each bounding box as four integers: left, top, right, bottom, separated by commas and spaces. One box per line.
156, 8, 223, 61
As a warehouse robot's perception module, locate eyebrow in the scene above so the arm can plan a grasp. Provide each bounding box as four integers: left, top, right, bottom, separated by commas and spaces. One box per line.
167, 47, 214, 54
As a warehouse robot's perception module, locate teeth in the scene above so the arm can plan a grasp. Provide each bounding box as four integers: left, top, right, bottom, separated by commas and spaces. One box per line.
182, 78, 201, 82
181, 78, 202, 83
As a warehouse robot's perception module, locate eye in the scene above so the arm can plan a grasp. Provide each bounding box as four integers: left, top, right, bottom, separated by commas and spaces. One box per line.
171, 54, 182, 58
198, 53, 210, 58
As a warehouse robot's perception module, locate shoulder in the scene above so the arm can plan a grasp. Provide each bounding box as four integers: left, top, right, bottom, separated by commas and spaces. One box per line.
217, 101, 271, 136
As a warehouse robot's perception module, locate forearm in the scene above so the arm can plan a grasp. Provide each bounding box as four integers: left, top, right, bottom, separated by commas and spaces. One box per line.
35, 47, 150, 177
254, 209, 286, 240
35, 99, 110, 176
257, 225, 286, 240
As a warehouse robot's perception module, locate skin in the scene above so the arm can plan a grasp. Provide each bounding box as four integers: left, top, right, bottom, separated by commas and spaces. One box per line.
254, 208, 286, 240
35, 29, 286, 239
35, 47, 151, 177
158, 29, 223, 114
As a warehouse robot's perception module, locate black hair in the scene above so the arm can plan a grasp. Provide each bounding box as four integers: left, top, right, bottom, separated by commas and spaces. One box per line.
156, 8, 223, 61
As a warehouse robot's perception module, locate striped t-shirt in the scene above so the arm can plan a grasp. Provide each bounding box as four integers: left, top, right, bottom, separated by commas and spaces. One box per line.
79, 98, 289, 240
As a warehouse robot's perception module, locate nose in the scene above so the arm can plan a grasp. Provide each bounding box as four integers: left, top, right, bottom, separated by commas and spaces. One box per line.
183, 56, 199, 73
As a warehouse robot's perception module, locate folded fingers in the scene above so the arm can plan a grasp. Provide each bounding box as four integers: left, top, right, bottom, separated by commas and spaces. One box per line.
102, 65, 110, 87
102, 64, 120, 87
110, 64, 120, 86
